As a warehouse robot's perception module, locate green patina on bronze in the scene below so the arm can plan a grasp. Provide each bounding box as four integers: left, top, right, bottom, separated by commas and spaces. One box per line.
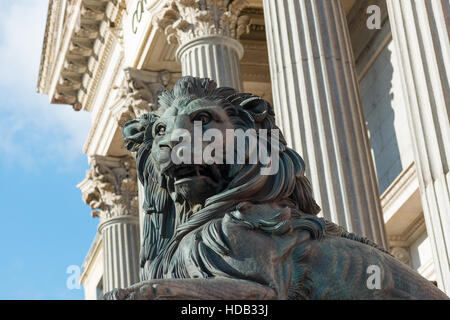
104, 76, 448, 300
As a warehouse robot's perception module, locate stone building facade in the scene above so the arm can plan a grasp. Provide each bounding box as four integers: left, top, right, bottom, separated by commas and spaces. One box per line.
37, 0, 450, 299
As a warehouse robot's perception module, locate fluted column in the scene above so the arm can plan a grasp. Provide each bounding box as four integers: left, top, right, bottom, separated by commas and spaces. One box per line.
79, 155, 140, 292
154, 0, 250, 90
178, 35, 244, 91
263, 0, 387, 247
99, 213, 140, 292
386, 0, 450, 292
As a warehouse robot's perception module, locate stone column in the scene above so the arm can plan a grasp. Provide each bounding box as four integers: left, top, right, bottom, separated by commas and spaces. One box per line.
79, 155, 140, 292
262, 0, 387, 247
154, 0, 251, 91
386, 0, 450, 292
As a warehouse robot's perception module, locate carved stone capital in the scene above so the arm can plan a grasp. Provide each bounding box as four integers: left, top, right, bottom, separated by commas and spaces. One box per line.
154, 0, 251, 45
79, 155, 138, 222
111, 68, 179, 127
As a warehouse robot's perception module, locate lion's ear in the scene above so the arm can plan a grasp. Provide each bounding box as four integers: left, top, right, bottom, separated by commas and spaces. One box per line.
122, 115, 149, 151
123, 119, 145, 152
240, 96, 275, 130
240, 97, 268, 121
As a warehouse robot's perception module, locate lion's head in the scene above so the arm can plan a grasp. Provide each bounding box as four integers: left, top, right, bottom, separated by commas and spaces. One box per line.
123, 76, 320, 279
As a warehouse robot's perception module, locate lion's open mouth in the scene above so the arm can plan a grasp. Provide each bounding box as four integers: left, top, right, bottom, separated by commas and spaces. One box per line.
166, 164, 222, 185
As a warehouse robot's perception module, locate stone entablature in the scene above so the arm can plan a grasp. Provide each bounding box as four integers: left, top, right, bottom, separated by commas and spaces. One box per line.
38, 0, 126, 111
79, 155, 138, 223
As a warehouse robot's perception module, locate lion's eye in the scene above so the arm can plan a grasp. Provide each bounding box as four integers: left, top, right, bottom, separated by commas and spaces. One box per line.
155, 124, 166, 136
194, 112, 211, 125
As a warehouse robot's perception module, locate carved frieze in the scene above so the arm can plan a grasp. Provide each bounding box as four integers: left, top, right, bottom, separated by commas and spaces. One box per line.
154, 0, 251, 45
79, 155, 138, 222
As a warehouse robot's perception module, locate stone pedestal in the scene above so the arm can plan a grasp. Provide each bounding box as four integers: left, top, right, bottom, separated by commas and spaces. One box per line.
387, 0, 450, 293
262, 0, 387, 247
154, 0, 250, 90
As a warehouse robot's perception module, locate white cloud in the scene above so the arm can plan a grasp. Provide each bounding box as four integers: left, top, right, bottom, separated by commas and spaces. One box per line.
0, 0, 48, 87
0, 0, 91, 170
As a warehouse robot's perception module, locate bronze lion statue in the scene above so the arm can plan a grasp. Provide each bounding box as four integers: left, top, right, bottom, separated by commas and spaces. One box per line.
105, 76, 448, 300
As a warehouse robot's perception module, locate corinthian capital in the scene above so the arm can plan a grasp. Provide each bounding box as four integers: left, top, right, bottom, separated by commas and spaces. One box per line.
154, 0, 251, 45
78, 155, 138, 221
111, 68, 179, 127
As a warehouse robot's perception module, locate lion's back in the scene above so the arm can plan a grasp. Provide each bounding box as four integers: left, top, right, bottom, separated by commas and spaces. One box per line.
301, 236, 449, 300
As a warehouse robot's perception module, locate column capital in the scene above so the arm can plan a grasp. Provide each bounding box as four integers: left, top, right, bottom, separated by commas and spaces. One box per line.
154, 0, 251, 46
111, 68, 179, 127
79, 155, 138, 222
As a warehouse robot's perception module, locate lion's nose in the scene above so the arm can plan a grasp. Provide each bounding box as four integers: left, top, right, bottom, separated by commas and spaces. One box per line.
122, 118, 147, 151
158, 139, 179, 150
157, 136, 180, 164
159, 145, 172, 163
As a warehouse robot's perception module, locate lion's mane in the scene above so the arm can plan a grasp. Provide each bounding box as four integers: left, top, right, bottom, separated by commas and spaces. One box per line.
124, 76, 323, 280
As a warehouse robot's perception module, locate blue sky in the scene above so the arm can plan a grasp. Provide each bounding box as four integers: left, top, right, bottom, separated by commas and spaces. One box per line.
0, 0, 97, 299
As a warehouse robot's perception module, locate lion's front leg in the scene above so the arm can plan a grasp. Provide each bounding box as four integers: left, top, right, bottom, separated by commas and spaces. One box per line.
102, 278, 276, 300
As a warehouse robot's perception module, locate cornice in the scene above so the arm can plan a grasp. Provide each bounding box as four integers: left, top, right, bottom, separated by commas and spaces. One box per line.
37, 0, 54, 94
38, 0, 127, 111
81, 1, 128, 111
81, 27, 116, 112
